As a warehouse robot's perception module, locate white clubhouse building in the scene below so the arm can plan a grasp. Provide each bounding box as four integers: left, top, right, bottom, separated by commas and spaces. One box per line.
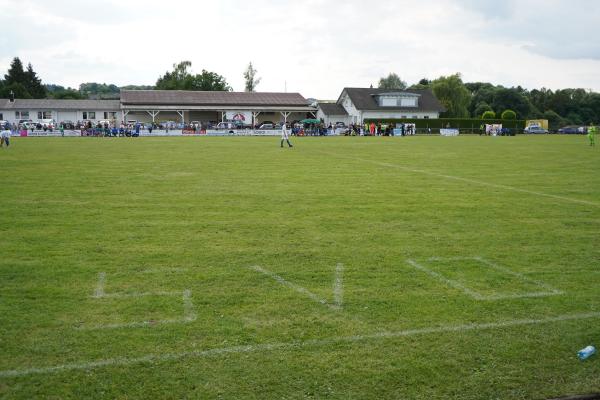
317, 88, 445, 125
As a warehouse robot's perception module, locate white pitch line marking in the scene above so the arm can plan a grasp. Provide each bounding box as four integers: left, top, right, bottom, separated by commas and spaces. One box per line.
333, 263, 344, 309
472, 256, 563, 296
321, 153, 600, 207
98, 291, 183, 299
76, 318, 187, 331
79, 290, 196, 330
406, 259, 484, 300
93, 272, 106, 298
136, 267, 189, 274
183, 289, 197, 322
410, 258, 563, 300
3, 311, 600, 378
250, 265, 339, 311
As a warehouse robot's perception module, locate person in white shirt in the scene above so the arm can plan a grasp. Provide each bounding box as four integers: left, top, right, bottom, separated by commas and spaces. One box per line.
0, 129, 10, 148
280, 123, 293, 148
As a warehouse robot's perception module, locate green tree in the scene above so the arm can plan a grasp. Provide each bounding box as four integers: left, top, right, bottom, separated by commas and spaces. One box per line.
4, 57, 27, 86
244, 62, 261, 92
474, 102, 493, 117
543, 109, 566, 130
120, 85, 155, 90
24, 63, 46, 98
155, 61, 231, 91
0, 82, 31, 99
409, 78, 431, 90
52, 90, 84, 99
378, 73, 407, 90
432, 73, 471, 118
79, 82, 120, 98
482, 110, 496, 119
501, 109, 517, 120
155, 61, 193, 90
490, 88, 530, 119
191, 70, 231, 91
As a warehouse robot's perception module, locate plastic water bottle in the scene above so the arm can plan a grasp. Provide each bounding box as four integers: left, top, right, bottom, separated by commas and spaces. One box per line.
577, 345, 596, 360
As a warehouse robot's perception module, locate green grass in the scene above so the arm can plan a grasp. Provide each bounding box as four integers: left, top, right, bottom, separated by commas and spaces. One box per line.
0, 135, 599, 399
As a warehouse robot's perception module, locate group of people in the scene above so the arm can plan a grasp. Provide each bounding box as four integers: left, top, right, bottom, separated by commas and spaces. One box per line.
81, 122, 144, 137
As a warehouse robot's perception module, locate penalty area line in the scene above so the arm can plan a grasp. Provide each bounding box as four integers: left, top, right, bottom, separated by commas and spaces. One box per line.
2, 311, 600, 378
319, 152, 600, 207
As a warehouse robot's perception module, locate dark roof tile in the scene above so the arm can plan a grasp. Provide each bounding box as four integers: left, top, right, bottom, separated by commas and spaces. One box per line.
318, 103, 348, 115
121, 90, 309, 106
341, 88, 445, 112
0, 99, 120, 110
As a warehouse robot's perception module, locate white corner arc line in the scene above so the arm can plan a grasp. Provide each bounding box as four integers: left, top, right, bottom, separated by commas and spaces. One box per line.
249, 265, 339, 311
3, 311, 600, 378
321, 152, 600, 207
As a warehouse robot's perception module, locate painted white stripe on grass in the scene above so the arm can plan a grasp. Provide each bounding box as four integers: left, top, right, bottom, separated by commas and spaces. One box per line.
76, 318, 189, 331
183, 289, 197, 322
325, 153, 600, 207
99, 291, 183, 299
250, 265, 338, 311
93, 272, 106, 298
3, 311, 600, 378
406, 259, 484, 300
79, 290, 196, 330
333, 263, 344, 309
424, 256, 564, 300
137, 268, 189, 274
473, 256, 563, 296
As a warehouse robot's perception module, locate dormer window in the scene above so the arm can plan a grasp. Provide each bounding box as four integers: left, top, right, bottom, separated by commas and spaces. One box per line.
375, 92, 420, 107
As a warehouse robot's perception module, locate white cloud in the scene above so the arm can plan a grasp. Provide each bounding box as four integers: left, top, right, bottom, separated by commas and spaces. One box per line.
1, 0, 599, 98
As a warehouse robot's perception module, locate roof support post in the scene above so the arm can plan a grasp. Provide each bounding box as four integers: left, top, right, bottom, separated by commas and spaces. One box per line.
280, 111, 291, 125
121, 110, 129, 124
221, 111, 226, 122
176, 110, 185, 124
252, 111, 261, 134
146, 110, 160, 123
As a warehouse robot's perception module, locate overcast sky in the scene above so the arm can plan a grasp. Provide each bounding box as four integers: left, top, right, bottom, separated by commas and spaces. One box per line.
1, 0, 599, 99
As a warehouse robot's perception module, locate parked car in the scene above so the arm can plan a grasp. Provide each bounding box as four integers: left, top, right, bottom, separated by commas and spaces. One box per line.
60, 120, 75, 129
558, 125, 586, 134
18, 119, 34, 128
524, 126, 548, 134
35, 119, 55, 129
256, 121, 275, 129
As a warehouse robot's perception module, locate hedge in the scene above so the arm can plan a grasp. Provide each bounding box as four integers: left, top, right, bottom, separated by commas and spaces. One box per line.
362, 118, 526, 130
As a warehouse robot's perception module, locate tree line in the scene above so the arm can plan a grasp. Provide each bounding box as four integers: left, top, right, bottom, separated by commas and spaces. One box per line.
2, 56, 598, 129
378, 72, 600, 129
0, 57, 262, 100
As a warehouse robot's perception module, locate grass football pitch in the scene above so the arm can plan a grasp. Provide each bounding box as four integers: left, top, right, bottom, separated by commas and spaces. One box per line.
1, 135, 599, 399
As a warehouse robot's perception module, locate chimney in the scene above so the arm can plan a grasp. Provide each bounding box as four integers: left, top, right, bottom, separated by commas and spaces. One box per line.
9, 90, 15, 103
